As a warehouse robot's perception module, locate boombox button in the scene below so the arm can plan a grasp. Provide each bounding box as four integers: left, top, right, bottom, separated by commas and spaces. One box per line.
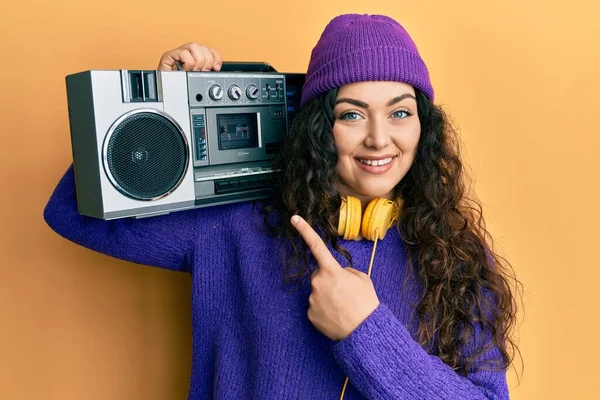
248, 179, 258, 188
228, 180, 239, 190
257, 177, 269, 187
239, 180, 249, 189
215, 182, 229, 193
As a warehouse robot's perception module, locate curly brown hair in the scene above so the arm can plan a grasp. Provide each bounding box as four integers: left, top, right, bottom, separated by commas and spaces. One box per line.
262, 87, 522, 376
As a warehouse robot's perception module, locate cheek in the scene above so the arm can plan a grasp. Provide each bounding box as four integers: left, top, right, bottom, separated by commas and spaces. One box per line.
332, 127, 357, 158
398, 125, 421, 154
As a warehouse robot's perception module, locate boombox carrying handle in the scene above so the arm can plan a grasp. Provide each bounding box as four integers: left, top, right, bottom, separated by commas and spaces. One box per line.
173, 60, 278, 73
219, 61, 278, 73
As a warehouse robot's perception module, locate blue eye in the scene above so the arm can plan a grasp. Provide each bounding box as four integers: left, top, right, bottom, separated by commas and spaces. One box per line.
392, 110, 411, 119
340, 112, 362, 120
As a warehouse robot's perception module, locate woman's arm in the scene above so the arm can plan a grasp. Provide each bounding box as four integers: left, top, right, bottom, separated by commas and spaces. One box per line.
332, 304, 509, 400
43, 164, 198, 272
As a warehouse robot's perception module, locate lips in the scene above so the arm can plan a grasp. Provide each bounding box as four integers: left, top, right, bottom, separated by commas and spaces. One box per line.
354, 155, 397, 174
357, 157, 393, 166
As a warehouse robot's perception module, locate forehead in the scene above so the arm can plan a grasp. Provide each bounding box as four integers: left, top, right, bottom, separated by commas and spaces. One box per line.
336, 81, 416, 104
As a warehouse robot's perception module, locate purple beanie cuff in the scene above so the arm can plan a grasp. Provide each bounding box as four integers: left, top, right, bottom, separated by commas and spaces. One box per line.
299, 14, 434, 107
300, 46, 434, 106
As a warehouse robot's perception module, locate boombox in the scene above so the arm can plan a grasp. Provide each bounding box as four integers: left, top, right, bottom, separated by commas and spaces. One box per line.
65, 63, 305, 220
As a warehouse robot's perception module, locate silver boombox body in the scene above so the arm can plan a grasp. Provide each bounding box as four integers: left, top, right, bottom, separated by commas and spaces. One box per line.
65, 68, 304, 220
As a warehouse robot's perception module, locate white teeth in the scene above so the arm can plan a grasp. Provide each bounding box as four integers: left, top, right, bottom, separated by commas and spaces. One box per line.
359, 157, 392, 166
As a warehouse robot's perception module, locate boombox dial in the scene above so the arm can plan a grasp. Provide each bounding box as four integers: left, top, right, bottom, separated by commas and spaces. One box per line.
228, 84, 242, 101
246, 84, 260, 100
208, 84, 224, 101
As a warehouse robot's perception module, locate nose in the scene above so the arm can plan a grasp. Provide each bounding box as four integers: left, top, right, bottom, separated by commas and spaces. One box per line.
364, 119, 390, 149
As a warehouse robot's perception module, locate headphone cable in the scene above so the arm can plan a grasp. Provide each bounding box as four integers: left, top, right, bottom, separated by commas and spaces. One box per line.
339, 230, 380, 399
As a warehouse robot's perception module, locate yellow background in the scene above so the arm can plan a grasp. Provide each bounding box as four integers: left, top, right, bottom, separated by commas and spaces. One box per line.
1, 0, 598, 398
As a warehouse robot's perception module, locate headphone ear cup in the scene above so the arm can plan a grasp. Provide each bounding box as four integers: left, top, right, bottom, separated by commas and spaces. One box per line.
362, 198, 396, 240
337, 197, 348, 237
344, 196, 362, 240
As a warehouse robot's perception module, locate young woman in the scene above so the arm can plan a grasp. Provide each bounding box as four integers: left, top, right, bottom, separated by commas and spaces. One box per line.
44, 13, 520, 399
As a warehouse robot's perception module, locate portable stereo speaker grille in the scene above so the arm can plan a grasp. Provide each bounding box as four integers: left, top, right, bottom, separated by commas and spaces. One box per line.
104, 109, 189, 200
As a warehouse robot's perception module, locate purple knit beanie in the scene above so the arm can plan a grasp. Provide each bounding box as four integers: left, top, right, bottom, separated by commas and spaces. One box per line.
300, 13, 434, 106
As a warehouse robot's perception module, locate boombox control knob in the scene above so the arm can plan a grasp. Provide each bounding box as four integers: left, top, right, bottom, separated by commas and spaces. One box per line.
208, 84, 224, 101
246, 84, 260, 100
228, 84, 242, 101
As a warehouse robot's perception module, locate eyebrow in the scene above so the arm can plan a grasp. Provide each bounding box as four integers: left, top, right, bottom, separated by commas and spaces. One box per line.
335, 93, 416, 108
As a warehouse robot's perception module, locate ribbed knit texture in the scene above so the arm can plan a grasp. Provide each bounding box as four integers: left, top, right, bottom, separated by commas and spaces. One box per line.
43, 165, 508, 399
301, 14, 434, 106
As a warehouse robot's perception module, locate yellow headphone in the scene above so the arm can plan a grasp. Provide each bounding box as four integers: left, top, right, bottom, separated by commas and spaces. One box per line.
337, 196, 402, 241
336, 195, 402, 398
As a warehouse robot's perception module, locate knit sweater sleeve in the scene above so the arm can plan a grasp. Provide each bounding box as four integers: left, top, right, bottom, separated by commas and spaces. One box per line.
331, 304, 509, 400
43, 164, 197, 273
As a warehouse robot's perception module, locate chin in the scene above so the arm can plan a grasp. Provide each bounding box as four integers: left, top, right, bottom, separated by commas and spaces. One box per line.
357, 185, 397, 200
338, 176, 402, 200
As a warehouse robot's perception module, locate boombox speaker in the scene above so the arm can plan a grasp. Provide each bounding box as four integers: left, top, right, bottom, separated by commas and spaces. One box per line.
65, 66, 304, 220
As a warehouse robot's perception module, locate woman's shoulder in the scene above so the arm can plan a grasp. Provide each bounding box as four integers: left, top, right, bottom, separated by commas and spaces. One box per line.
188, 198, 279, 233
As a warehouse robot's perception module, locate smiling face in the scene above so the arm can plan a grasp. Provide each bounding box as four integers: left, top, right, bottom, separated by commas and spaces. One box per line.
332, 81, 421, 204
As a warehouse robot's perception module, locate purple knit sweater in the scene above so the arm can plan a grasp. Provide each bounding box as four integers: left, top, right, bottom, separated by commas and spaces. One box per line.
43, 165, 509, 399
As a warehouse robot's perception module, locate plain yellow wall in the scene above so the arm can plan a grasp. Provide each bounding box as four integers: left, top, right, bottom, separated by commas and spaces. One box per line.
1, 0, 598, 398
